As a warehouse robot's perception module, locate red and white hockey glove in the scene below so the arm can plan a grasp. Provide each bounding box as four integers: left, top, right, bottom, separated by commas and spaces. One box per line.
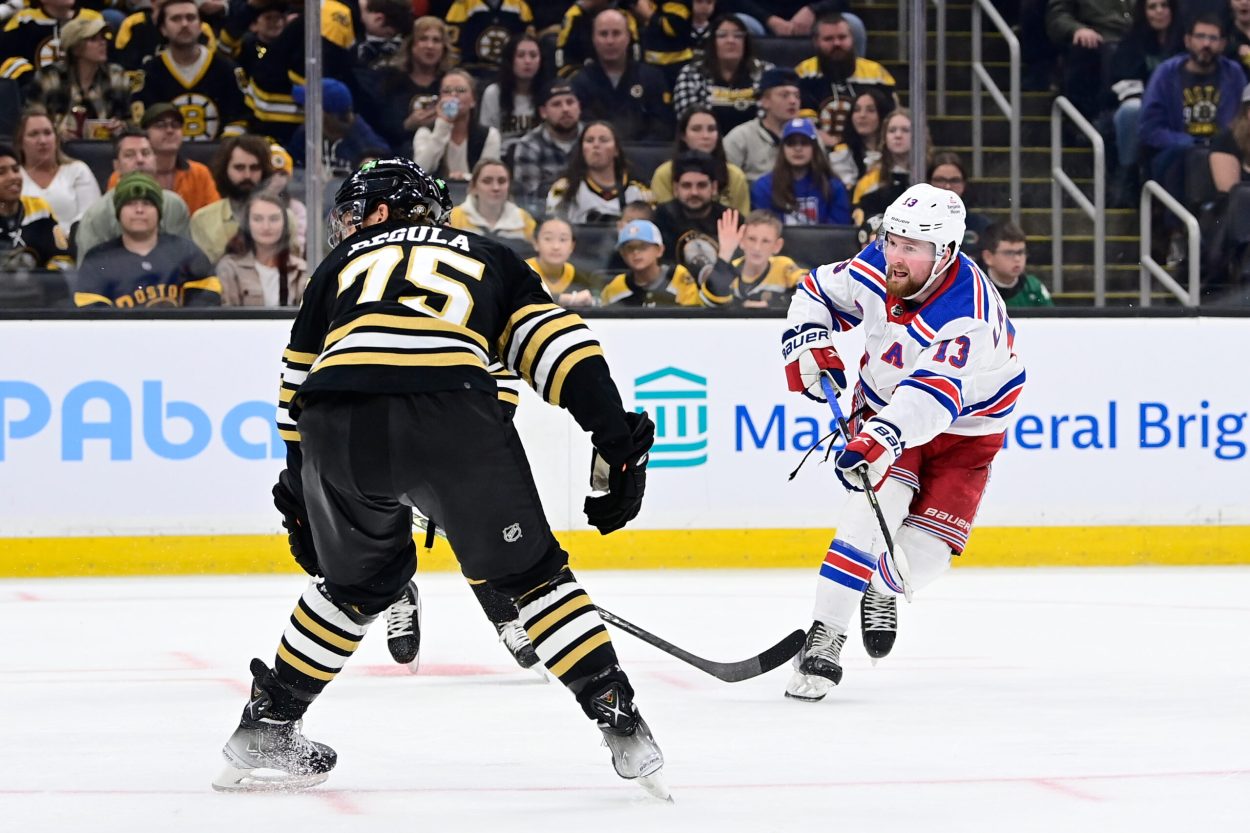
835, 418, 904, 492
782, 324, 846, 401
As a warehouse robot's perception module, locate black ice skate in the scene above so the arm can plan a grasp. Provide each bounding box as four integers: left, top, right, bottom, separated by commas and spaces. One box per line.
212, 659, 337, 792
860, 586, 898, 661
589, 680, 670, 801
496, 619, 547, 678
785, 621, 847, 702
385, 580, 422, 672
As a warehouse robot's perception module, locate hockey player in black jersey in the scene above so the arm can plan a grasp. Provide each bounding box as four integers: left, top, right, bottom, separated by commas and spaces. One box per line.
213, 158, 667, 799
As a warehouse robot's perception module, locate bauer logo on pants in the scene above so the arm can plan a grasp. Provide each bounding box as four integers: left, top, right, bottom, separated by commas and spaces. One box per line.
633, 367, 708, 468
502, 523, 522, 542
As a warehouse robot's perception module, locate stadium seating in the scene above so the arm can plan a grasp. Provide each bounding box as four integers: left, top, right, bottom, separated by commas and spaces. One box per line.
623, 143, 673, 184
570, 223, 619, 273
753, 37, 811, 70
63, 141, 114, 191
1184, 145, 1216, 212
778, 224, 858, 270
0, 79, 21, 143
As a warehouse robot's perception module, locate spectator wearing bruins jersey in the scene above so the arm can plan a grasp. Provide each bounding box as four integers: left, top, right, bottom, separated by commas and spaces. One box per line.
445, 0, 534, 76
636, 0, 695, 87
137, 1, 247, 142
555, 0, 640, 78
220, 0, 355, 145
113, 0, 217, 73
0, 0, 105, 82
796, 12, 895, 150
600, 219, 725, 306
0, 145, 75, 272
76, 172, 221, 308
525, 217, 600, 307
703, 208, 805, 309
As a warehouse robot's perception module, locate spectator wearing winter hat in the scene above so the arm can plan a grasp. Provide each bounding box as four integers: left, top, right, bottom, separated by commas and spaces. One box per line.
750, 116, 849, 225
76, 171, 221, 308
724, 67, 802, 182
289, 78, 389, 175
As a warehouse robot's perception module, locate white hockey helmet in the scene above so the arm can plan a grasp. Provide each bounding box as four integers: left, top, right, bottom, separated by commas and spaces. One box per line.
879, 183, 966, 298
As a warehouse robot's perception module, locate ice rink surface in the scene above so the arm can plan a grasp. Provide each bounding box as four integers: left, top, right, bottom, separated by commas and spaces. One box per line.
4, 566, 1249, 832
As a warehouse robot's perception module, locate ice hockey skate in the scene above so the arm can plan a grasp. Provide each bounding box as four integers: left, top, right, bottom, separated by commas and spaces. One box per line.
860, 586, 897, 662
785, 621, 847, 702
590, 680, 670, 801
385, 580, 422, 672
496, 619, 548, 679
212, 660, 337, 792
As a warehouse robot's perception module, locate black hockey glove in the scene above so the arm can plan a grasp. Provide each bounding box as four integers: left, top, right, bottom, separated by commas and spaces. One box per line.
273, 469, 320, 576
584, 411, 654, 535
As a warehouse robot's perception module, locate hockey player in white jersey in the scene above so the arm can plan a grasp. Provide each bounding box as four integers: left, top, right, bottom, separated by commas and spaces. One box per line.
781, 183, 1025, 701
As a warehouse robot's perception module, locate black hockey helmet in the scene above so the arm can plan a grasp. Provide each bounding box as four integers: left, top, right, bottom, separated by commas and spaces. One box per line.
327, 157, 453, 246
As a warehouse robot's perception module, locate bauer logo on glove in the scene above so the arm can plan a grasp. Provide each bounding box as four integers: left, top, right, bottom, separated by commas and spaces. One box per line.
834, 418, 904, 492
782, 323, 846, 401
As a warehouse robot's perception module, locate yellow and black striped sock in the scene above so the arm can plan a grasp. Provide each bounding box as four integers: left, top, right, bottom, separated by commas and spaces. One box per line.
518, 575, 617, 690
273, 581, 371, 698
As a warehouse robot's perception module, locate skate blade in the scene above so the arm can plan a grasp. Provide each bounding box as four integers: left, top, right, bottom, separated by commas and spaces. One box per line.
211, 763, 330, 793
406, 655, 421, 675
634, 769, 673, 802
529, 665, 550, 682
784, 671, 832, 702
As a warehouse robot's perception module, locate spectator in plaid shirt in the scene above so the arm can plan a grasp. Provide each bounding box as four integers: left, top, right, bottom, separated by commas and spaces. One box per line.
508, 78, 584, 218
672, 14, 773, 135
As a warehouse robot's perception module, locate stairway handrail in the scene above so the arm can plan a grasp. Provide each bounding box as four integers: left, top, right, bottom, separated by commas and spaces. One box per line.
1051, 96, 1106, 307
897, 1, 945, 115
1138, 181, 1200, 307
971, 0, 1020, 227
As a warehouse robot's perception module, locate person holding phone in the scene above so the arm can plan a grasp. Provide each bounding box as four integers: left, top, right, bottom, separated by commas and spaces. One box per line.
412, 69, 501, 182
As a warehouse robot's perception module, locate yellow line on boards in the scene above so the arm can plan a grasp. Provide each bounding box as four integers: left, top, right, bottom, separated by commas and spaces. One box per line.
3, 527, 1249, 578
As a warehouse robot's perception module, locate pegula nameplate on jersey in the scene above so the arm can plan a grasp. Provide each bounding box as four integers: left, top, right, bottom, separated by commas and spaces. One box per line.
347, 225, 473, 255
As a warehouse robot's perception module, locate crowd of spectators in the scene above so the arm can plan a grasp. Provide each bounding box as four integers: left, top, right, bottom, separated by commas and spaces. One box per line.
33, 0, 1242, 310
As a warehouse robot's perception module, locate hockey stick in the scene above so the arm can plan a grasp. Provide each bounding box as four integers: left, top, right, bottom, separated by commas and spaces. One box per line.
819, 372, 910, 600
596, 606, 805, 683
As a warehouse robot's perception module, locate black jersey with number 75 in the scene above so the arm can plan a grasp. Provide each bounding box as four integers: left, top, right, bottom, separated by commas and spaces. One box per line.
276, 219, 626, 450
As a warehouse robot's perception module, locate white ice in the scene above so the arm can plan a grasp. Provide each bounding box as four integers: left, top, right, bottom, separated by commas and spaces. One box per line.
3, 567, 1248, 832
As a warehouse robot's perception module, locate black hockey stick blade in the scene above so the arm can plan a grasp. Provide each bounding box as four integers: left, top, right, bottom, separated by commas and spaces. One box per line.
596, 606, 805, 683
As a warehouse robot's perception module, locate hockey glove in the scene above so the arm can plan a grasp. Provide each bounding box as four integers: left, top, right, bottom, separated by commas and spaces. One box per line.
835, 418, 904, 492
584, 411, 655, 535
273, 469, 320, 576
782, 324, 846, 401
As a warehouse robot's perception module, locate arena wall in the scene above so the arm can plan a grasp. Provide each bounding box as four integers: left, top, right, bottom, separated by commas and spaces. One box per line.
2, 317, 1247, 576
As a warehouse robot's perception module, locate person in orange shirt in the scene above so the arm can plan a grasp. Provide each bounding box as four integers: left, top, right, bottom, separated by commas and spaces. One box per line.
107, 103, 219, 214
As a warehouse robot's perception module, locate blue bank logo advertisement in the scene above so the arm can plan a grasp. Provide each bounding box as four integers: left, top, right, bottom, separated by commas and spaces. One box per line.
634, 367, 708, 468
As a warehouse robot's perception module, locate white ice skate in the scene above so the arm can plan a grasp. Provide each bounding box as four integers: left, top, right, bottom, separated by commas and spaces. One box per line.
590, 680, 671, 801
785, 622, 847, 703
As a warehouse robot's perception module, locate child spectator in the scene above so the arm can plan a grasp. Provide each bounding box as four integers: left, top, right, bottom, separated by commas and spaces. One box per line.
448, 159, 537, 241
980, 221, 1054, 308
600, 219, 716, 306
525, 216, 600, 307
704, 208, 808, 308
750, 117, 850, 225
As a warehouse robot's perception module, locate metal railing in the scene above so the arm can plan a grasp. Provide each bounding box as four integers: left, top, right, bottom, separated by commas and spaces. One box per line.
1138, 181, 1200, 307
971, 0, 1020, 227
1050, 96, 1105, 306
897, 1, 946, 115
